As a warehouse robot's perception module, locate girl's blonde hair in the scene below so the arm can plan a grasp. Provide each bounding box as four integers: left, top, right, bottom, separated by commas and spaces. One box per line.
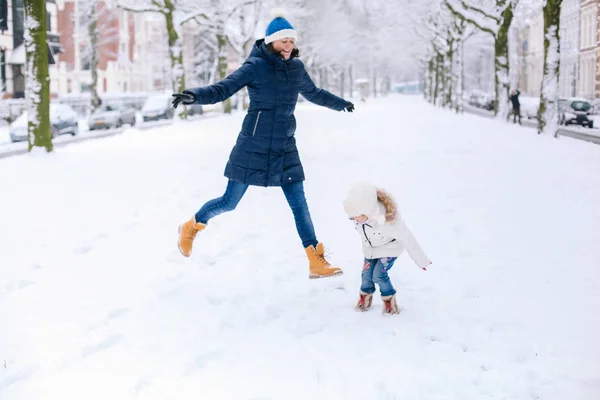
376, 189, 398, 223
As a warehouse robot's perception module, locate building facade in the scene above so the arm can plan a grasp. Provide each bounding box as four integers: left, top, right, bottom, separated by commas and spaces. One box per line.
56, 0, 158, 95
579, 0, 596, 98
0, 0, 62, 98
560, 0, 580, 97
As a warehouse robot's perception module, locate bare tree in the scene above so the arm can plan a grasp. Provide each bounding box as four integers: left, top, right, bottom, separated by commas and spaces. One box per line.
445, 0, 516, 119
79, 0, 119, 110
24, 0, 51, 151
537, 0, 562, 136
118, 0, 210, 117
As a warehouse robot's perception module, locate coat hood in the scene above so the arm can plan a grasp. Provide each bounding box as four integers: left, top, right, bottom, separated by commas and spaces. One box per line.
250, 39, 295, 65
343, 182, 398, 224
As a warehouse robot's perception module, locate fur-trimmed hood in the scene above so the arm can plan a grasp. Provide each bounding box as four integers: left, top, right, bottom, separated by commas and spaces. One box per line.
343, 182, 398, 224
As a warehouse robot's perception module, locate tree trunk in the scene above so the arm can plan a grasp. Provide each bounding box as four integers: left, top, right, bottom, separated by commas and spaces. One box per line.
349, 65, 354, 98
423, 61, 429, 101
372, 68, 378, 98
446, 37, 454, 108
163, 0, 186, 118
340, 69, 345, 99
434, 54, 441, 105
87, 0, 101, 111
24, 0, 52, 152
537, 0, 562, 136
381, 76, 390, 95
509, 25, 520, 91
427, 57, 435, 103
216, 31, 231, 114
456, 39, 464, 113
493, 2, 513, 119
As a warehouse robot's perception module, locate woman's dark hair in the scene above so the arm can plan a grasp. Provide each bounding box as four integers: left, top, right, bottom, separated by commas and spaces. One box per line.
266, 43, 300, 58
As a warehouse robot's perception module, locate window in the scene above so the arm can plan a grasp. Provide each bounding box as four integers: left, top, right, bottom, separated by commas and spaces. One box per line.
587, 14, 591, 46
589, 14, 592, 45
0, 0, 8, 31
0, 49, 5, 92
46, 9, 51, 31
584, 14, 589, 47
12, 0, 24, 48
12, 65, 24, 98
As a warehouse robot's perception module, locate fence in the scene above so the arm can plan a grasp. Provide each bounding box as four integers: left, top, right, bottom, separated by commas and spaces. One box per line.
0, 92, 161, 123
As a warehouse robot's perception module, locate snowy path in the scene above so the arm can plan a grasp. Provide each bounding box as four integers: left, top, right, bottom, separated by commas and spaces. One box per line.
1, 95, 599, 399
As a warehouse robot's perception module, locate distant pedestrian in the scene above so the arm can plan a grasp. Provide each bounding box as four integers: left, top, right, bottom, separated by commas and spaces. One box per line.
510, 89, 521, 124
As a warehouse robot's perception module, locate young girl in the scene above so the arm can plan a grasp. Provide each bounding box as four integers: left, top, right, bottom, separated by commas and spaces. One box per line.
343, 182, 431, 314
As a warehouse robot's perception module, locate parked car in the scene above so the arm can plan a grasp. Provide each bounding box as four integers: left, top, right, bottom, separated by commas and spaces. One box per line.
187, 104, 203, 116
88, 104, 136, 130
141, 94, 174, 122
483, 98, 495, 111
9, 103, 79, 142
559, 97, 594, 128
468, 92, 491, 108
516, 96, 540, 119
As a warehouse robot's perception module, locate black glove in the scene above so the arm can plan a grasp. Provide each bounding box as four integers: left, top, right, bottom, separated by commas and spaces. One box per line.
172, 92, 195, 108
344, 101, 354, 113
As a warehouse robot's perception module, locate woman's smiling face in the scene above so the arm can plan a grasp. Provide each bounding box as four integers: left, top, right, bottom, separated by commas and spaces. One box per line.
272, 38, 296, 59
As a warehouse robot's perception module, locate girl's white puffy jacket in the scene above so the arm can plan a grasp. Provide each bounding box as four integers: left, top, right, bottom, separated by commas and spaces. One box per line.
344, 183, 430, 268
351, 203, 430, 267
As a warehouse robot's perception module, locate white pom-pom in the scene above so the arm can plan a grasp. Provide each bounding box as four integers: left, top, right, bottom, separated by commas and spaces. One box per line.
270, 7, 287, 19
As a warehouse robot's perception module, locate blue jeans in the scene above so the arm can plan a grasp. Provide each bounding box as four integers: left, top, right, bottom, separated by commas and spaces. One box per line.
195, 180, 319, 249
361, 257, 398, 297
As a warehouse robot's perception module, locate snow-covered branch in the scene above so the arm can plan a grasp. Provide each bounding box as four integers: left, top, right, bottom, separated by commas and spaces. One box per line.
179, 11, 210, 26
117, 4, 163, 14
444, 0, 497, 36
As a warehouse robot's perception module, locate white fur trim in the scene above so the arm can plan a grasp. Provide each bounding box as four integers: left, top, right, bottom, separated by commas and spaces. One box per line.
265, 29, 297, 44
371, 215, 386, 225
270, 7, 287, 18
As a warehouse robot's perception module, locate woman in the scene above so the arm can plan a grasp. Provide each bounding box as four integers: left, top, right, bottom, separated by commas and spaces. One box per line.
172, 11, 354, 279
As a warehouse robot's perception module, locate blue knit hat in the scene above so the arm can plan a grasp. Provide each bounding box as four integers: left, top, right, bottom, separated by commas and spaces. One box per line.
264, 8, 297, 44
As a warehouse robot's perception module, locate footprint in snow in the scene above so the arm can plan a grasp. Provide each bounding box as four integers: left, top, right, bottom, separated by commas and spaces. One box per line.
194, 350, 222, 369
81, 335, 122, 359
105, 307, 129, 324
133, 375, 153, 395
3, 280, 35, 294
463, 286, 480, 299
0, 365, 38, 391
74, 246, 93, 255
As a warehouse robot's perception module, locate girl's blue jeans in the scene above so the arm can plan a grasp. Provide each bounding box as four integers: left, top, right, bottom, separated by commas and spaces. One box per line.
360, 257, 398, 297
194, 180, 318, 249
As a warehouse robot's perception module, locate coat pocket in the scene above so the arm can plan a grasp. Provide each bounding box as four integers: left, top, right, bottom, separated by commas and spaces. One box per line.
252, 111, 262, 137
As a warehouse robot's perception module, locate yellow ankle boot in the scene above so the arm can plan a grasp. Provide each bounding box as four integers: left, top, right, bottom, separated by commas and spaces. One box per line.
178, 217, 206, 257
305, 243, 343, 279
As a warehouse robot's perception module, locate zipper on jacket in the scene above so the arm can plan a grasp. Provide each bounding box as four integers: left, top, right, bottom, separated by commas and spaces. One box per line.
252, 111, 262, 137
362, 225, 373, 247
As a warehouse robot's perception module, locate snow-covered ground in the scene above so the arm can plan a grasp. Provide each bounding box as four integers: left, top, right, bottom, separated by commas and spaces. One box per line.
1, 95, 599, 399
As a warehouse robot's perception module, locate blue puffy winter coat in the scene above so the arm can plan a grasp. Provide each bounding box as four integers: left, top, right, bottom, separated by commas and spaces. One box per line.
183, 39, 348, 187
